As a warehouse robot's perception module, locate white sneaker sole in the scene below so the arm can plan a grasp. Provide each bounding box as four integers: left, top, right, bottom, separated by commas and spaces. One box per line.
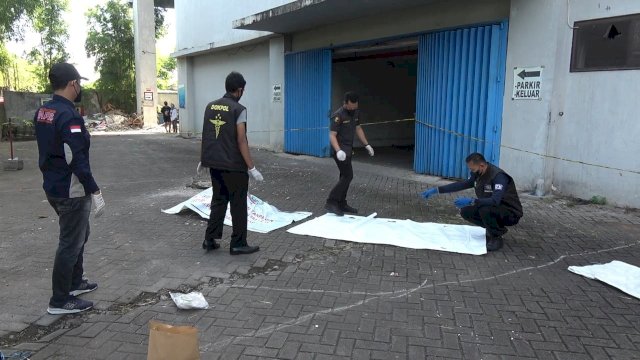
47, 305, 93, 315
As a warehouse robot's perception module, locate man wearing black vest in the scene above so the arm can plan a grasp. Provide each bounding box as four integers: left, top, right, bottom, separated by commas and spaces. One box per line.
324, 91, 374, 216
420, 153, 523, 251
200, 71, 263, 255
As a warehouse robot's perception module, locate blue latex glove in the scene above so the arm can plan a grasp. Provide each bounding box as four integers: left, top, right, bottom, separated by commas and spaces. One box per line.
454, 197, 474, 208
420, 188, 438, 200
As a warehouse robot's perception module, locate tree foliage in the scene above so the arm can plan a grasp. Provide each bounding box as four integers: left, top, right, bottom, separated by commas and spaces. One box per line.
156, 55, 176, 90
85, 0, 136, 111
0, 0, 41, 41
0, 0, 68, 91
27, 0, 70, 92
85, 0, 167, 112
0, 48, 40, 92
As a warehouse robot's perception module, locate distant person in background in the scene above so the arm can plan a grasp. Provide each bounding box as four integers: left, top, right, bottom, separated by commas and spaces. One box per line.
161, 101, 171, 133
170, 103, 179, 133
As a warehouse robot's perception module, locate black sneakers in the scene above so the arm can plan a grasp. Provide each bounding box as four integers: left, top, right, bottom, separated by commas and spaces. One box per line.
47, 297, 93, 315
69, 279, 98, 296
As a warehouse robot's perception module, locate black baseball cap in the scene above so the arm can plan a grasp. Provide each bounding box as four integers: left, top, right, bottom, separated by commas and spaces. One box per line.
49, 62, 87, 89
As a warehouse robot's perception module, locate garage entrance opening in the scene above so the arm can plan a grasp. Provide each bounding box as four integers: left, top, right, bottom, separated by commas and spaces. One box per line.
332, 38, 418, 170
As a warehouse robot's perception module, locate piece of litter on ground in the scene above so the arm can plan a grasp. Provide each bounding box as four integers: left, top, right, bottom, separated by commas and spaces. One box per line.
169, 291, 210, 310
568, 260, 640, 300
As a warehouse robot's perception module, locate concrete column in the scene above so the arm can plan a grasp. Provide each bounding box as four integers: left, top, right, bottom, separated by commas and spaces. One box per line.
501, 0, 564, 193
133, 0, 158, 128
176, 56, 197, 137
268, 36, 285, 152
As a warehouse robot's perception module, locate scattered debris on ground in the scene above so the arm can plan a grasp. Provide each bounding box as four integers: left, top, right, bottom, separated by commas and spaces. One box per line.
84, 109, 144, 132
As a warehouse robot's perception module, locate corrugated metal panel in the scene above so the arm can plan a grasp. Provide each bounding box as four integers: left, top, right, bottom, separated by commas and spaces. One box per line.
284, 49, 332, 157
415, 21, 509, 178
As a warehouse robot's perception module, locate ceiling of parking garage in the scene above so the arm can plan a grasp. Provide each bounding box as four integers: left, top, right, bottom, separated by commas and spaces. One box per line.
233, 0, 438, 33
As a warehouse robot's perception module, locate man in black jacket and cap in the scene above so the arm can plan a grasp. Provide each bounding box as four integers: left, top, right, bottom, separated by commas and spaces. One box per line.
421, 153, 523, 251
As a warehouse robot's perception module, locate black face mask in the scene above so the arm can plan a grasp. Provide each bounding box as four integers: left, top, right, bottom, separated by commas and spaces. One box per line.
73, 82, 82, 103
346, 109, 356, 116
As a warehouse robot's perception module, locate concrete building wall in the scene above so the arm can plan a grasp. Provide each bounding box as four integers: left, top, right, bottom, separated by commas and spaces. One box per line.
291, 0, 510, 52
157, 91, 178, 109
500, 0, 564, 192
268, 37, 285, 152
503, 0, 640, 207
2, 91, 52, 121
174, 0, 291, 53
553, 1, 640, 207
190, 42, 274, 148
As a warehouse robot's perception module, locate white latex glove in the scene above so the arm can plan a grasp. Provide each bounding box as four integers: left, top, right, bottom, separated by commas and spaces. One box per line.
365, 145, 374, 156
92, 191, 105, 218
248, 167, 264, 181
336, 150, 346, 161
196, 161, 207, 176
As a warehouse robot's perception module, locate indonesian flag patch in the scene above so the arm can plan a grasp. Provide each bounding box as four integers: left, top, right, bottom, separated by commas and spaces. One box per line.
70, 125, 81, 133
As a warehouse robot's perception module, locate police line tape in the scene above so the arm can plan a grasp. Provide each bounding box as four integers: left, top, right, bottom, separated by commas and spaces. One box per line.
186, 117, 640, 175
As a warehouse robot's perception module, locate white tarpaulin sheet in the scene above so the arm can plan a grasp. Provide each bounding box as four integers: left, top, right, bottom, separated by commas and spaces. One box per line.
287, 213, 487, 255
162, 188, 312, 234
568, 260, 640, 300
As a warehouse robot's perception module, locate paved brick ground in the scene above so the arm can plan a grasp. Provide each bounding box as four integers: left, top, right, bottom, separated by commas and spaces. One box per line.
1, 133, 639, 359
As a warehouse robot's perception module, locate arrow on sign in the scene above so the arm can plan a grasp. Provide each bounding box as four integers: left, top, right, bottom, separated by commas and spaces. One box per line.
517, 69, 541, 80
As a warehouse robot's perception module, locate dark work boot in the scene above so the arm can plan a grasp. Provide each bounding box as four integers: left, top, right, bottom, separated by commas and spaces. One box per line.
202, 239, 220, 252
324, 202, 344, 216
486, 236, 504, 252
341, 203, 358, 214
230, 245, 260, 255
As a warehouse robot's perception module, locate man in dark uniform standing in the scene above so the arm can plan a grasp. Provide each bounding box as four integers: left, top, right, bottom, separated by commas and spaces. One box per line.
161, 101, 171, 133
201, 71, 263, 255
325, 92, 374, 216
35, 62, 105, 314
420, 153, 523, 251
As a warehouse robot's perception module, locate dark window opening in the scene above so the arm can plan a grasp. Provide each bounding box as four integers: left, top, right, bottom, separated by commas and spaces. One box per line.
570, 13, 640, 72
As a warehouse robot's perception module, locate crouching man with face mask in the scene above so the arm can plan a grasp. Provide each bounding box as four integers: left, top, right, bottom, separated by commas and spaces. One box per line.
420, 153, 523, 251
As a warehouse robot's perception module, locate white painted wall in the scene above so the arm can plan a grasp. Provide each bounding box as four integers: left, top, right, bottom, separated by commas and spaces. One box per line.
503, 0, 640, 207
501, 0, 564, 192
174, 0, 292, 54
176, 57, 196, 136
189, 42, 275, 148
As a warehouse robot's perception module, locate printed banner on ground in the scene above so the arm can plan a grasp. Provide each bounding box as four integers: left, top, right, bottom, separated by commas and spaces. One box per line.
568, 260, 640, 300
162, 188, 312, 234
287, 213, 487, 255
